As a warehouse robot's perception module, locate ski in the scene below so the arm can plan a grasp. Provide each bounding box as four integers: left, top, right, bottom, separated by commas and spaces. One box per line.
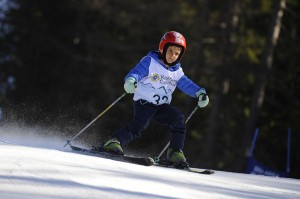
69, 145, 214, 174
155, 159, 214, 175
185, 167, 214, 175
69, 145, 154, 166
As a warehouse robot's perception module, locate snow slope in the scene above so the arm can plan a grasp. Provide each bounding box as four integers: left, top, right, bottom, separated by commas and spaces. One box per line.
0, 128, 300, 199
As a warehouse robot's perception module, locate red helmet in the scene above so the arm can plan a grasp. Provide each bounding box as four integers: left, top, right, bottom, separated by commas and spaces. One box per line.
159, 31, 186, 63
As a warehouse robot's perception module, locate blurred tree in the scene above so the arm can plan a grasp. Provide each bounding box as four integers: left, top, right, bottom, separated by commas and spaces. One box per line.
241, 0, 286, 170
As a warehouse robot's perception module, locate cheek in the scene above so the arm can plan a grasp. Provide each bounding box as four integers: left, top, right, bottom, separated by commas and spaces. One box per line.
173, 54, 179, 59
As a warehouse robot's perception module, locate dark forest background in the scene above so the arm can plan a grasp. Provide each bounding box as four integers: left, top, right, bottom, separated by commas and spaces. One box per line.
0, 0, 300, 178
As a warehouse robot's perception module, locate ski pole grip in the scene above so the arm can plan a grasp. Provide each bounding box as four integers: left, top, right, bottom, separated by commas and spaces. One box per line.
201, 94, 207, 101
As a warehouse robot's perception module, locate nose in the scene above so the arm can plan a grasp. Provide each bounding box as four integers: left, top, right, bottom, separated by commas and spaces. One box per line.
171, 52, 177, 58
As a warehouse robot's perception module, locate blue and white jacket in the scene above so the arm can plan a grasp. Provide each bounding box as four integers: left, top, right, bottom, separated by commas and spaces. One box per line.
125, 51, 204, 105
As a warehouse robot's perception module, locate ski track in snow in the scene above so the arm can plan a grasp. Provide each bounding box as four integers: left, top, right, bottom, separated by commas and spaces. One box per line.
0, 125, 300, 199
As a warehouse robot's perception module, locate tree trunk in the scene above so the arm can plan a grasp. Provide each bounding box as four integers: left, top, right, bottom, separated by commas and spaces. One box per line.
238, 0, 286, 171
204, 0, 240, 166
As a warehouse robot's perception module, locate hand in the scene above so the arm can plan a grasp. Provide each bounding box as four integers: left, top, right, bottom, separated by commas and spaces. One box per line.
124, 77, 136, 94
196, 89, 209, 108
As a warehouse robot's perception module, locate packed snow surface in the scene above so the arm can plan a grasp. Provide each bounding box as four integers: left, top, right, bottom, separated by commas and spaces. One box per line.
0, 126, 300, 199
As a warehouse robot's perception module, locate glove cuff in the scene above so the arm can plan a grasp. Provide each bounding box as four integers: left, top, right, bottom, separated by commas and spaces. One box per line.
126, 77, 136, 83
195, 88, 206, 98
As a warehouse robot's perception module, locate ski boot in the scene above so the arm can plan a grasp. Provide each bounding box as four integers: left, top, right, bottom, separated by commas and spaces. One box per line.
158, 148, 189, 169
93, 138, 124, 155
166, 148, 186, 163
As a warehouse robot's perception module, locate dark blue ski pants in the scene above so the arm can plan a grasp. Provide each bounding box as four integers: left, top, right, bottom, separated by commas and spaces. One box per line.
113, 99, 186, 150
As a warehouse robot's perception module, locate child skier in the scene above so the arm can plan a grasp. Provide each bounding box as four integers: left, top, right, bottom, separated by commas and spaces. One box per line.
98, 31, 209, 163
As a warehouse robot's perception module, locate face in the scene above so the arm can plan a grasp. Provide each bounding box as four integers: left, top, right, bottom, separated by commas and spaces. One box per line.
165, 45, 182, 65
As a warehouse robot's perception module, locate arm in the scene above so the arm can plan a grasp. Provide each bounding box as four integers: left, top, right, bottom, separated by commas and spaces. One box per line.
177, 75, 205, 98
177, 75, 209, 107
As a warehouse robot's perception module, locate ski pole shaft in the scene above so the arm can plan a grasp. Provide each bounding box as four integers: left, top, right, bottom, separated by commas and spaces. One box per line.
155, 94, 207, 161
185, 105, 199, 124
155, 105, 199, 161
64, 93, 127, 147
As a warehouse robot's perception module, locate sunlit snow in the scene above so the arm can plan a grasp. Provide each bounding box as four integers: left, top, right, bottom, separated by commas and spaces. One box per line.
0, 125, 300, 199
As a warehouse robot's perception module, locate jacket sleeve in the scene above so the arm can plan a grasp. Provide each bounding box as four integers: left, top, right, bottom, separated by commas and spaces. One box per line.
177, 75, 205, 98
124, 56, 151, 82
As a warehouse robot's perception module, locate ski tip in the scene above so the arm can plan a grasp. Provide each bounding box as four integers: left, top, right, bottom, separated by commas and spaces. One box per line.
201, 169, 214, 175
187, 168, 215, 175
147, 157, 155, 166
137, 157, 155, 166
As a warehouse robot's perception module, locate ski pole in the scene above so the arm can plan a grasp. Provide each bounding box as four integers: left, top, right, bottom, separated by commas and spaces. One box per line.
64, 93, 127, 147
154, 94, 207, 162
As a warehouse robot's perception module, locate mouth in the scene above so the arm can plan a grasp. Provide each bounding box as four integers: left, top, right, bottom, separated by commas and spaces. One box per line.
167, 58, 174, 63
